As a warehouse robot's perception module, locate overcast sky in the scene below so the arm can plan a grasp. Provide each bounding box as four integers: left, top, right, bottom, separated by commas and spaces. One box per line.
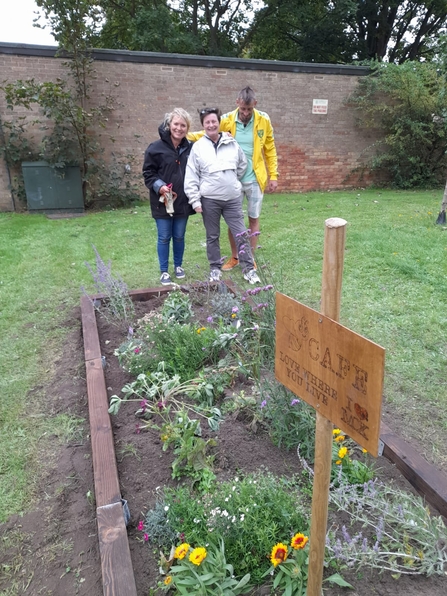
1, 0, 55, 45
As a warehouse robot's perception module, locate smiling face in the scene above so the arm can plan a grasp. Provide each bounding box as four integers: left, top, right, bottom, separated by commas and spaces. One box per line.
236, 99, 257, 124
169, 115, 188, 146
203, 113, 220, 141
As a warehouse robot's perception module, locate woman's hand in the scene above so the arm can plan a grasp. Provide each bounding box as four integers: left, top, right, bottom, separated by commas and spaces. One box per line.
159, 185, 170, 196
195, 207, 203, 213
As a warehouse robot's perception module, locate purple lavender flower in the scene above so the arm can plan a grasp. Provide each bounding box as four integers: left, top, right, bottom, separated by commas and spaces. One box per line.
291, 399, 300, 406
207, 316, 213, 323
260, 400, 267, 409
334, 538, 343, 560
342, 525, 352, 545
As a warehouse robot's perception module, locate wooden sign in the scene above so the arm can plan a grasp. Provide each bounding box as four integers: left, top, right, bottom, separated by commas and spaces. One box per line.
275, 292, 385, 457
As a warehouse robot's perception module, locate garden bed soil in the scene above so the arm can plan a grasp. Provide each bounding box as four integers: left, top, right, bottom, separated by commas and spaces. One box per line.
0, 294, 446, 596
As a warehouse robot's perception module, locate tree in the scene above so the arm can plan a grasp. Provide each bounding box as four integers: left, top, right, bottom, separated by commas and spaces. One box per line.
93, 0, 256, 56
247, 1, 447, 64
350, 61, 447, 188
247, 0, 358, 63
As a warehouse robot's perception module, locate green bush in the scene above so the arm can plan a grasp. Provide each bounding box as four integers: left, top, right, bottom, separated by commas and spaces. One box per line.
351, 61, 447, 188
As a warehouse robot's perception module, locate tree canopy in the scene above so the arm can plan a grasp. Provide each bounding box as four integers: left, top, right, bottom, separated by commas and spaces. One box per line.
33, 1, 447, 63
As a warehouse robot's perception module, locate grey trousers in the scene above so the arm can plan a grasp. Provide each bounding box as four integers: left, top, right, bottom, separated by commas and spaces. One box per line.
201, 197, 255, 273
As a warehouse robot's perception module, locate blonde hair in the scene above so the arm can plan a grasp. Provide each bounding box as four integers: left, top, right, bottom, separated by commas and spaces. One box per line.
163, 108, 191, 132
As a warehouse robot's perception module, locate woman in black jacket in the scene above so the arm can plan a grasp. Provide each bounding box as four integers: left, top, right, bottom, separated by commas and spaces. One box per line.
143, 108, 194, 285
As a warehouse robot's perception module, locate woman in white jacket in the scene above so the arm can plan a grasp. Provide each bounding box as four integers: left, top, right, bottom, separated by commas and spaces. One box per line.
184, 108, 260, 284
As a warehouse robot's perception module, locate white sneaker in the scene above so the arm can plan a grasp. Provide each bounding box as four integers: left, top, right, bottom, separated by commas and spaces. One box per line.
209, 269, 222, 282
160, 272, 172, 285
244, 269, 260, 285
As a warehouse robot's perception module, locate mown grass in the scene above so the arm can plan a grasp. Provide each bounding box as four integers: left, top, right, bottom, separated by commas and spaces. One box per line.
0, 188, 446, 523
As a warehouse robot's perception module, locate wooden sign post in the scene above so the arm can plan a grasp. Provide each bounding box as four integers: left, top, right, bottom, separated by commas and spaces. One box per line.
275, 218, 385, 596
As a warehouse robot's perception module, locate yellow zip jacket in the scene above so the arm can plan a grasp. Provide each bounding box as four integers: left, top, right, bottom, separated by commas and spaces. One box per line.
188, 108, 278, 192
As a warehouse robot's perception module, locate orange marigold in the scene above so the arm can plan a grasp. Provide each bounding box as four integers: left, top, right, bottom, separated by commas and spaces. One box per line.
291, 533, 309, 550
270, 543, 289, 567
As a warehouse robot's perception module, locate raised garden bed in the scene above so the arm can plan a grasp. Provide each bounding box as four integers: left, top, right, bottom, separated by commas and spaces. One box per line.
81, 284, 447, 595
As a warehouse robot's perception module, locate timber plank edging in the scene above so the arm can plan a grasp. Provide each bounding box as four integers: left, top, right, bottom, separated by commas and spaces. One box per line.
380, 422, 447, 518
82, 286, 447, 595
97, 502, 138, 596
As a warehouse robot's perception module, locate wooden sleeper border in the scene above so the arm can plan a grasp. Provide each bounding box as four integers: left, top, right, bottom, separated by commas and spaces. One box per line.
81, 287, 447, 596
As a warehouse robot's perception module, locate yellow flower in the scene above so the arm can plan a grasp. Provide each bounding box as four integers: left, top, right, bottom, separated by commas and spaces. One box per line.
164, 576, 172, 586
197, 327, 206, 334
338, 446, 348, 459
270, 543, 289, 567
174, 543, 190, 560
336, 459, 342, 465
334, 435, 345, 443
189, 546, 207, 566
332, 428, 341, 435
362, 448, 368, 454
231, 313, 237, 318
291, 533, 309, 550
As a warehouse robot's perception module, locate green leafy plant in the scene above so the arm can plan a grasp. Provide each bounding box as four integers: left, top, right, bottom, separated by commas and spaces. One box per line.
161, 540, 251, 595
331, 428, 375, 485
162, 290, 194, 324
114, 338, 150, 375
156, 471, 309, 584
109, 365, 221, 431
160, 410, 217, 486
140, 314, 222, 381
258, 378, 316, 459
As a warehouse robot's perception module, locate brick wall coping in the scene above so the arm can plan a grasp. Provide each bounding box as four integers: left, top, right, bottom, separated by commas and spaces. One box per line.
0, 42, 370, 76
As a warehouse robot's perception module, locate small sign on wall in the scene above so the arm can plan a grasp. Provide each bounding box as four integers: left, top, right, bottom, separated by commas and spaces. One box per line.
312, 99, 328, 114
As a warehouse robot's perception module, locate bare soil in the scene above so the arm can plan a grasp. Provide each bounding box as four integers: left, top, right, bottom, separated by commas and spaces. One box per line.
0, 296, 446, 596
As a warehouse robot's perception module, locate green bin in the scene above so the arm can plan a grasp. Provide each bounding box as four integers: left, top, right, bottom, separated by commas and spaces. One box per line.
22, 161, 84, 214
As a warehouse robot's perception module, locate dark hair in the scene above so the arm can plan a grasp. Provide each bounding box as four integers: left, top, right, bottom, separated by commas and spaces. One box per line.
199, 107, 221, 125
237, 86, 256, 104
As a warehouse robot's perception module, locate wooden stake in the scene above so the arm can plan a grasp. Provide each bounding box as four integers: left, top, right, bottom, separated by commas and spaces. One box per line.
307, 217, 347, 596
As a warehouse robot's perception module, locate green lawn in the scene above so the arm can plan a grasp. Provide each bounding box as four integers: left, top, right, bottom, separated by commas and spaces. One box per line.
1, 188, 446, 522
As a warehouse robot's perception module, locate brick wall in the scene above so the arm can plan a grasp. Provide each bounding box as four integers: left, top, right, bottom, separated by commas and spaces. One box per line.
0, 44, 373, 212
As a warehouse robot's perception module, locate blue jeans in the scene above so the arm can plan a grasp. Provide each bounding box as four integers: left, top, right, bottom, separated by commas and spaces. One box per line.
155, 217, 188, 272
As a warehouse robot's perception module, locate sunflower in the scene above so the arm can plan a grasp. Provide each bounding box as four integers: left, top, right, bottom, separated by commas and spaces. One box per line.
189, 546, 207, 566
174, 543, 190, 560
270, 543, 289, 567
291, 533, 309, 550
